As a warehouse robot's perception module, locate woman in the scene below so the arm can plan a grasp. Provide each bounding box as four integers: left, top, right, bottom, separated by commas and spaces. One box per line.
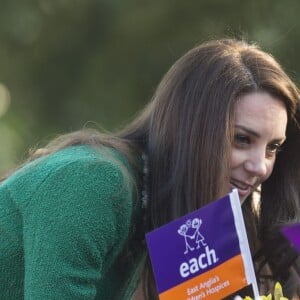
1, 39, 300, 299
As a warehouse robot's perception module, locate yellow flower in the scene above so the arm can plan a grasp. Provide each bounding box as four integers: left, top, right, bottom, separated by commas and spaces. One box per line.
274, 282, 289, 300
243, 282, 289, 300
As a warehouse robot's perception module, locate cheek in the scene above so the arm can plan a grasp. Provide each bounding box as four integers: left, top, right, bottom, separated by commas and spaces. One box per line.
260, 160, 276, 183
230, 148, 242, 169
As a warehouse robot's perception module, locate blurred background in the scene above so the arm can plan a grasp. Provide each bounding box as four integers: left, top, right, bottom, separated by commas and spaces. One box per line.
1, 0, 300, 174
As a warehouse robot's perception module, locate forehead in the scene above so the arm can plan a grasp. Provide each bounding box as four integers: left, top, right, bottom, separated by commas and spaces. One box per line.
234, 92, 287, 136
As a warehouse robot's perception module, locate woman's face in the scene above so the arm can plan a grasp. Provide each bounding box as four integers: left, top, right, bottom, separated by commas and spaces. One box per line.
230, 92, 288, 203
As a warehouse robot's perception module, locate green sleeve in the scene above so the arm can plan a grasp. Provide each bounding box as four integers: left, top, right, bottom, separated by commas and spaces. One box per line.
22, 157, 133, 299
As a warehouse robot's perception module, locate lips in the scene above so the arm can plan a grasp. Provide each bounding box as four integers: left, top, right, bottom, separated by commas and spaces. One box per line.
230, 179, 255, 200
231, 179, 252, 191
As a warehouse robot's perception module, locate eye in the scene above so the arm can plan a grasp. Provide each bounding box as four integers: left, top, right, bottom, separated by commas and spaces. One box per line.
266, 143, 282, 156
234, 134, 251, 146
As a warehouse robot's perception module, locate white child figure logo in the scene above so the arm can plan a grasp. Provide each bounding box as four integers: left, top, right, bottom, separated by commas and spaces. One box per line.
178, 220, 194, 254
177, 217, 207, 254
192, 217, 207, 249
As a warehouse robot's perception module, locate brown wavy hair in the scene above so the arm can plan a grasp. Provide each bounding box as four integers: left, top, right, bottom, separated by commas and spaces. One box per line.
5, 39, 300, 298
119, 39, 300, 298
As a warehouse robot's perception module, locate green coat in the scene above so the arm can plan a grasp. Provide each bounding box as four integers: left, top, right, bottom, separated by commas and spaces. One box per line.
0, 145, 143, 299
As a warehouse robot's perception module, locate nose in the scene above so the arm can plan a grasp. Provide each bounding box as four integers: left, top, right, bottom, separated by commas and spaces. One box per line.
243, 150, 268, 178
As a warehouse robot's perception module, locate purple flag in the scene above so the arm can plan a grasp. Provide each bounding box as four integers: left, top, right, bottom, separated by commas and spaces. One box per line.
281, 223, 300, 254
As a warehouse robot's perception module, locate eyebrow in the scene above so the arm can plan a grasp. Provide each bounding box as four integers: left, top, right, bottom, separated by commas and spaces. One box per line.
234, 125, 286, 142
234, 125, 260, 138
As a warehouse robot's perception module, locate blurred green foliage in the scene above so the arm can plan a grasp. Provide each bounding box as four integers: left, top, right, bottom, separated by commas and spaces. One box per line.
1, 0, 300, 173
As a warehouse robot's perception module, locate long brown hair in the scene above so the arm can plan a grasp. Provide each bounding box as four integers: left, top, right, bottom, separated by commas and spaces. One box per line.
5, 39, 300, 298
119, 39, 300, 298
